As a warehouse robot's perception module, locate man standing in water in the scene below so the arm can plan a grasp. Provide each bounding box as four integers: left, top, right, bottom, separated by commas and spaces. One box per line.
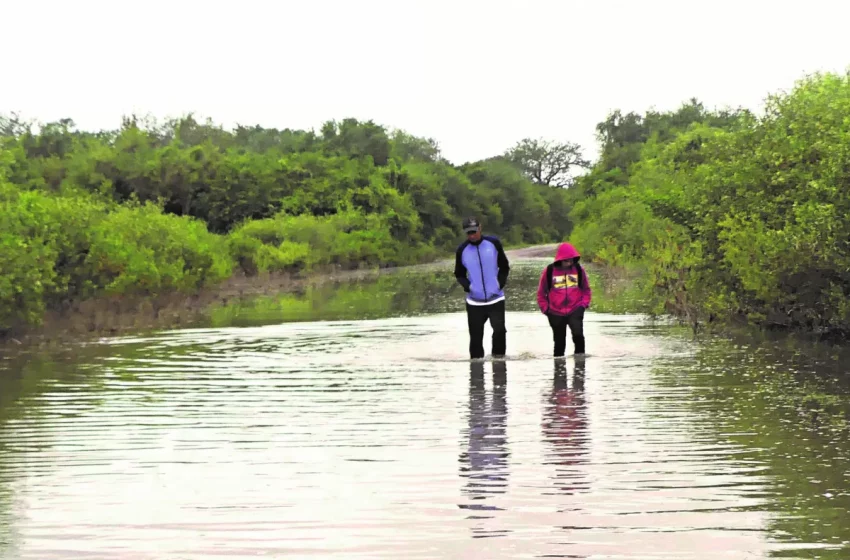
454, 217, 510, 359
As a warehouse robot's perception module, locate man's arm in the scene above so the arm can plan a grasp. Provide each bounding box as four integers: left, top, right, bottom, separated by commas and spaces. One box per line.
454, 243, 471, 292
488, 237, 510, 289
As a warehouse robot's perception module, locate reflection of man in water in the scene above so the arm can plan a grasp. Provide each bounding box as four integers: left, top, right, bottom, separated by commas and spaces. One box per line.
542, 356, 589, 496
459, 361, 510, 520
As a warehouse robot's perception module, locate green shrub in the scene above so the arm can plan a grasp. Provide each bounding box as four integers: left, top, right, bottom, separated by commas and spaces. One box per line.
84, 201, 232, 296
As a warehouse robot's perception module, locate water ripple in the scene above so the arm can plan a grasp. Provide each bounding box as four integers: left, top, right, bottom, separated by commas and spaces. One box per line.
1, 307, 848, 558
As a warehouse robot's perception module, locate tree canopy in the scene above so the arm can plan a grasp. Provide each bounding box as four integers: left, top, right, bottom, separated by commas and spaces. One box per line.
0, 113, 580, 332
565, 71, 850, 335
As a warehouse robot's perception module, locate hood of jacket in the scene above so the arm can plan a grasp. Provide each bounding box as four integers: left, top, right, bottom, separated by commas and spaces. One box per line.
554, 242, 580, 262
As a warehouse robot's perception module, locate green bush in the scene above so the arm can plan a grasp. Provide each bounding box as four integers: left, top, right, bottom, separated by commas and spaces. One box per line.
84, 201, 233, 296
0, 187, 59, 328
227, 210, 417, 273
253, 241, 312, 273
0, 180, 234, 330
567, 71, 850, 333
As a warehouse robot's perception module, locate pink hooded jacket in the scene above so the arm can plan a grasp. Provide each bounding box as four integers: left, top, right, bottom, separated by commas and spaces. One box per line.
537, 243, 592, 316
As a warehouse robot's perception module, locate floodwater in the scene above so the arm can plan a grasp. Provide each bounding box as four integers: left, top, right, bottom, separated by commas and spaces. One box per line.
1, 259, 849, 559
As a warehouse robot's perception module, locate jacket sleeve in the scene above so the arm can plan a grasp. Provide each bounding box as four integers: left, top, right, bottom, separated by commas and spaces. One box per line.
454, 244, 470, 292
537, 267, 549, 313
579, 266, 592, 308
489, 237, 510, 289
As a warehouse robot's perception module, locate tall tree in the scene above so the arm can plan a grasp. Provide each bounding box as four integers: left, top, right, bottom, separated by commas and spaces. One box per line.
505, 138, 589, 188
0, 112, 30, 137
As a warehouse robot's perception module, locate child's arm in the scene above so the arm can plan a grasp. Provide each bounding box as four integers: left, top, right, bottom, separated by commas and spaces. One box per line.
537, 268, 549, 313
579, 267, 592, 308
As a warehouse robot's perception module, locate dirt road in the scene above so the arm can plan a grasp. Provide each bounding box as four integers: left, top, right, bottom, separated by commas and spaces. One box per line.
505, 243, 559, 260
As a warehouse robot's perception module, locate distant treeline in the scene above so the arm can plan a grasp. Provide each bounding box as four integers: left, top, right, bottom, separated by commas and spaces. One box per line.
0, 113, 581, 332
4, 69, 848, 336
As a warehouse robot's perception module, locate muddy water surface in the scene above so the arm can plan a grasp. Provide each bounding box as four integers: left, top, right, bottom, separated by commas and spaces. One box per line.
1, 259, 848, 559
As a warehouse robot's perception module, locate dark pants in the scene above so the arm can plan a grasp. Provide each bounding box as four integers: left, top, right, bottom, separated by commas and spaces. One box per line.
466, 300, 506, 359
547, 307, 585, 357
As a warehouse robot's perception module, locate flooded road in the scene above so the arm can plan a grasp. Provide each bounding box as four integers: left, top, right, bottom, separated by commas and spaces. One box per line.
1, 259, 849, 559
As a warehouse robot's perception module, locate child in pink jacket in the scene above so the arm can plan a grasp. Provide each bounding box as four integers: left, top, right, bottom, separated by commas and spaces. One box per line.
536, 243, 591, 356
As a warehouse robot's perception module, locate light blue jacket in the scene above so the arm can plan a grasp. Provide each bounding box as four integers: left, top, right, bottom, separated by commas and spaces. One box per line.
454, 236, 510, 304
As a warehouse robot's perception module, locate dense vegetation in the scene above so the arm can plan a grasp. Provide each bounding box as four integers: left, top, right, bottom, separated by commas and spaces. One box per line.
4, 69, 848, 337
0, 114, 578, 333
566, 70, 850, 336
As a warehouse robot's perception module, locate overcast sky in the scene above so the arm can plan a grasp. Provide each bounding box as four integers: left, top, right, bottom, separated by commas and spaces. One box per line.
4, 0, 849, 164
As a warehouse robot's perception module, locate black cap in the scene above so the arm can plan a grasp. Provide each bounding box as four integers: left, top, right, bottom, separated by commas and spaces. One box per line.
462, 216, 480, 233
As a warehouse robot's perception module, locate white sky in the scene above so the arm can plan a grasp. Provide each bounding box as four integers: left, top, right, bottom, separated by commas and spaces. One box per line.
3, 0, 849, 164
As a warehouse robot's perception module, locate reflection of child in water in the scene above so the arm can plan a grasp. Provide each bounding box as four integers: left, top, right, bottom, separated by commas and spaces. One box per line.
541, 358, 589, 495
